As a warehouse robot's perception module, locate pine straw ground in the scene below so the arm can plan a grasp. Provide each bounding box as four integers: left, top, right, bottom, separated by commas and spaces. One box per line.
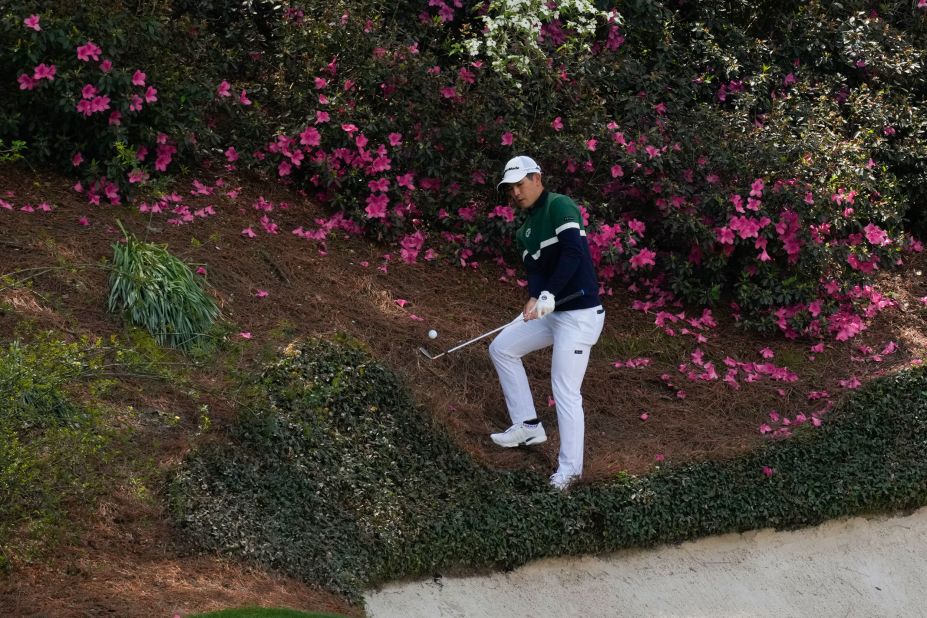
0, 161, 926, 616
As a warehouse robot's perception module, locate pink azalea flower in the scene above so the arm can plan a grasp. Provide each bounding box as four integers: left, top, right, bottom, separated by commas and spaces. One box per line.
551, 116, 563, 131
99, 59, 112, 73
762, 466, 775, 478
864, 223, 889, 246
75, 99, 92, 116
90, 95, 110, 113
396, 173, 415, 190
388, 132, 403, 146
224, 146, 239, 162
76, 41, 102, 62
255, 289, 269, 298
217, 80, 231, 97
132, 70, 146, 86
629, 248, 656, 270
654, 453, 665, 462
586, 138, 598, 151
17, 74, 36, 90
24, 14, 41, 31
129, 94, 143, 112
33, 63, 56, 80
298, 126, 320, 147
71, 152, 83, 166
144, 86, 157, 103
78, 216, 90, 226
501, 132, 514, 146
239, 331, 253, 339
241, 227, 257, 238
196, 266, 207, 276
316, 110, 330, 124
109, 111, 122, 125
239, 89, 251, 105
365, 193, 388, 218
760, 347, 775, 359
639, 413, 649, 421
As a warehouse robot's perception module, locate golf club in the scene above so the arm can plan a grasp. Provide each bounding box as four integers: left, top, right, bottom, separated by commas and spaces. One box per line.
418, 289, 586, 361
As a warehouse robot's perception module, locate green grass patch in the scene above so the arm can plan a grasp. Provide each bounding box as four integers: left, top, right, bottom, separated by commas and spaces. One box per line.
170, 337, 927, 604
189, 608, 348, 618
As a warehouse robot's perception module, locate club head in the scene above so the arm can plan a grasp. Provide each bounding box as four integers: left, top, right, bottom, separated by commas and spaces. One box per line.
418, 346, 445, 360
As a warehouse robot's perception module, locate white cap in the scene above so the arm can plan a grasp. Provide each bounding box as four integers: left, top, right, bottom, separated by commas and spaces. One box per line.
497, 155, 541, 190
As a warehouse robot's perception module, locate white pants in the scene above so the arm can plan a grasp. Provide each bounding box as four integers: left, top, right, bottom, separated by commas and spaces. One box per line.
489, 306, 605, 478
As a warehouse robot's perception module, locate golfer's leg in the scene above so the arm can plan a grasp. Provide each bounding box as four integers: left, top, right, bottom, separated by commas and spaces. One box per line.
489, 317, 554, 424
550, 308, 605, 477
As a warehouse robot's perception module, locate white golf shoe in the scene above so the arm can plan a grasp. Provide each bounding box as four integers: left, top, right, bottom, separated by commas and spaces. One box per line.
549, 471, 579, 491
490, 422, 547, 447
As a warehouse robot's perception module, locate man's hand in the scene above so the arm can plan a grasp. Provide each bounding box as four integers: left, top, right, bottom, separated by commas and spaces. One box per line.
535, 291, 555, 318
523, 297, 538, 320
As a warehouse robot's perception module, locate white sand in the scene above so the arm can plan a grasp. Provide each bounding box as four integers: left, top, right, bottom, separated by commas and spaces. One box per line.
365, 507, 927, 618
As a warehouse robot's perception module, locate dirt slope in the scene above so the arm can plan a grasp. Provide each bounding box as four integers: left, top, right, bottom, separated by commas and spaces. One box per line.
0, 162, 925, 616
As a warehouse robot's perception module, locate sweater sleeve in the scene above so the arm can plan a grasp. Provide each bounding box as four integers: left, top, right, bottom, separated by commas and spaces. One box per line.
543, 197, 584, 297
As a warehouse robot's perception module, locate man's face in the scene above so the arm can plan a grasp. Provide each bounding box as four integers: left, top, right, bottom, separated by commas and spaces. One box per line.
506, 174, 544, 209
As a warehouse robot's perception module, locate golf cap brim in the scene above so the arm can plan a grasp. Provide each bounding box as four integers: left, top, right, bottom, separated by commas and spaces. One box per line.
497, 156, 541, 190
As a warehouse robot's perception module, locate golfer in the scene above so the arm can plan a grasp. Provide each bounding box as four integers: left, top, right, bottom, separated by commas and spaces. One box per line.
489, 155, 605, 490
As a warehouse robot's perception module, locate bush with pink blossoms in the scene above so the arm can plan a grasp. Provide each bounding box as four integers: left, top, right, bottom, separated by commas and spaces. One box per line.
0, 3, 237, 198
2, 1, 926, 338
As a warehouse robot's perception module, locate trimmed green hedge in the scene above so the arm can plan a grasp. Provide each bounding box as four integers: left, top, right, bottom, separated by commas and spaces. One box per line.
170, 338, 927, 602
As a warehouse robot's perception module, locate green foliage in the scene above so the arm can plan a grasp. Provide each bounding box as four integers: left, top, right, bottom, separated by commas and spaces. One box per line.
171, 337, 927, 603
0, 335, 112, 565
107, 223, 220, 352
0, 138, 26, 162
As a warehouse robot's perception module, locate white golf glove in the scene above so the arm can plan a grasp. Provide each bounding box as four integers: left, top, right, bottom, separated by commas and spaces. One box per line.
535, 291, 555, 318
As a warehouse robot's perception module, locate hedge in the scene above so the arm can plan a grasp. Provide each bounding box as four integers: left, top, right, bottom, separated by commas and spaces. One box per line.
169, 337, 927, 603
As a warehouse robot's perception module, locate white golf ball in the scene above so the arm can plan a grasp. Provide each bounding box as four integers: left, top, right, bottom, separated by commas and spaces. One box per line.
428, 329, 438, 339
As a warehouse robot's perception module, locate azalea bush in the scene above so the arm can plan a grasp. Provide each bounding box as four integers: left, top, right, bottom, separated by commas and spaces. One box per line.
2, 0, 926, 339
0, 2, 239, 203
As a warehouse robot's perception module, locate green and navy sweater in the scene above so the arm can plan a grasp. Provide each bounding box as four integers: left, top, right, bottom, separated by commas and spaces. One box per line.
516, 190, 601, 312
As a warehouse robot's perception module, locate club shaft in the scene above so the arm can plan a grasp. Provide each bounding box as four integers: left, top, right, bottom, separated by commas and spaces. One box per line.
444, 320, 518, 355
429, 289, 586, 358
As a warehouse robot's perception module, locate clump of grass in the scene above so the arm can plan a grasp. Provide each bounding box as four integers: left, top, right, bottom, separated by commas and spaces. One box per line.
108, 222, 220, 352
